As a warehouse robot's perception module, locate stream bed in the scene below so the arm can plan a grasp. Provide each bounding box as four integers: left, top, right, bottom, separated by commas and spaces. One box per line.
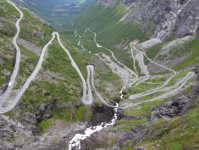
68, 103, 118, 150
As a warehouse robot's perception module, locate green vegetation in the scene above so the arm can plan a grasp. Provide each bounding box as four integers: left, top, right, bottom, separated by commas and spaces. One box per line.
0, 0, 20, 88
0, 59, 13, 86
12, 0, 94, 29
15, 40, 90, 132
58, 2, 148, 70
124, 100, 163, 117
174, 38, 199, 70
164, 70, 193, 88
0, 0, 20, 17
144, 55, 150, 65
116, 119, 147, 131
95, 62, 120, 82
142, 100, 199, 149
39, 119, 55, 134
168, 39, 194, 60
146, 41, 170, 59
43, 42, 81, 83
59, 36, 93, 77
121, 86, 199, 149
19, 8, 53, 47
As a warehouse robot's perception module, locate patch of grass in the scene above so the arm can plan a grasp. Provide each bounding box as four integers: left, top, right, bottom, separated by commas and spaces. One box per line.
124, 100, 163, 117
117, 119, 148, 131
0, 1, 20, 18
39, 119, 54, 134
19, 7, 53, 47
146, 41, 170, 59
164, 70, 193, 88
173, 38, 199, 70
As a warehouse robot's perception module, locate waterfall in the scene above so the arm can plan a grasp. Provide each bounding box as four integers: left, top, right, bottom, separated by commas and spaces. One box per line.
68, 103, 119, 150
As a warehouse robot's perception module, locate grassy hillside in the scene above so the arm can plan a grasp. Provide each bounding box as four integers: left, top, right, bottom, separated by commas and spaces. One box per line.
0, 0, 20, 89
58, 2, 148, 70
0, 0, 122, 136
11, 0, 94, 29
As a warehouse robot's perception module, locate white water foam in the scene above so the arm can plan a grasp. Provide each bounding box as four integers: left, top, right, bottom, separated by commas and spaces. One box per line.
68, 103, 118, 150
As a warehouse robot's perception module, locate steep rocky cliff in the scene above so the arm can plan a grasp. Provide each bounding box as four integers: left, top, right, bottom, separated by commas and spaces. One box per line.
97, 0, 199, 41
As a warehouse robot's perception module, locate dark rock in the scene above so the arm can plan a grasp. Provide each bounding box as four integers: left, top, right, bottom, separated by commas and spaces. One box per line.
34, 32, 43, 37
44, 92, 51, 96
151, 83, 199, 120
0, 130, 14, 138
61, 135, 68, 138
21, 112, 37, 130
9, 125, 16, 132
0, 116, 8, 129
131, 125, 145, 133
91, 103, 123, 125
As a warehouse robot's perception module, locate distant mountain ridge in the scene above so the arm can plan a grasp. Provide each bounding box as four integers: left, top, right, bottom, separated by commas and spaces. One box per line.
11, 0, 94, 28
96, 0, 199, 41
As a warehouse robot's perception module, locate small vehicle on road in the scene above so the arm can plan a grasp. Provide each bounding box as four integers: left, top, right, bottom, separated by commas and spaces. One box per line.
8, 82, 12, 87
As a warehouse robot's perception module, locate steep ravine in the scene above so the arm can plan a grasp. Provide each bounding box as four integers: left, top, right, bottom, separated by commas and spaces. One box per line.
0, 102, 124, 149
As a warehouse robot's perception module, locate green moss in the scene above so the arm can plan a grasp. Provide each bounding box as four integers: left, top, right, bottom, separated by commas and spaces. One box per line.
39, 119, 55, 134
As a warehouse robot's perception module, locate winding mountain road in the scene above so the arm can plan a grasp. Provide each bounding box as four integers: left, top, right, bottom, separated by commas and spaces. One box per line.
0, 1, 196, 114
134, 52, 149, 84
0, 31, 94, 114
85, 28, 196, 109
0, 2, 93, 114
0, 0, 23, 111
0, 33, 55, 114
88, 28, 139, 87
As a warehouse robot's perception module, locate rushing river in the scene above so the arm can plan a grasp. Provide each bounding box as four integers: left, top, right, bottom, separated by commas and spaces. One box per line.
68, 103, 118, 150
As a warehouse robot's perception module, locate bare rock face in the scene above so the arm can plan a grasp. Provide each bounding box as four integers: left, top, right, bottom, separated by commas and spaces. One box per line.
150, 83, 199, 119
95, 0, 117, 7
0, 57, 5, 66
98, 0, 199, 41
0, 115, 88, 150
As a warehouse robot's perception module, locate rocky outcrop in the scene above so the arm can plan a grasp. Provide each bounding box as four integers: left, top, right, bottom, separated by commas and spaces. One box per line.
95, 0, 117, 7
91, 103, 123, 125
150, 83, 199, 119
0, 115, 88, 150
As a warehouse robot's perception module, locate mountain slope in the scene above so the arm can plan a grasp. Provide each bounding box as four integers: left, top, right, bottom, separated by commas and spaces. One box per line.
0, 1, 122, 149
11, 0, 94, 29
1, 0, 199, 149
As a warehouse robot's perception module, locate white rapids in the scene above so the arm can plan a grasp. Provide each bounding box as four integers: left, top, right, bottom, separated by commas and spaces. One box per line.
68, 103, 118, 150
